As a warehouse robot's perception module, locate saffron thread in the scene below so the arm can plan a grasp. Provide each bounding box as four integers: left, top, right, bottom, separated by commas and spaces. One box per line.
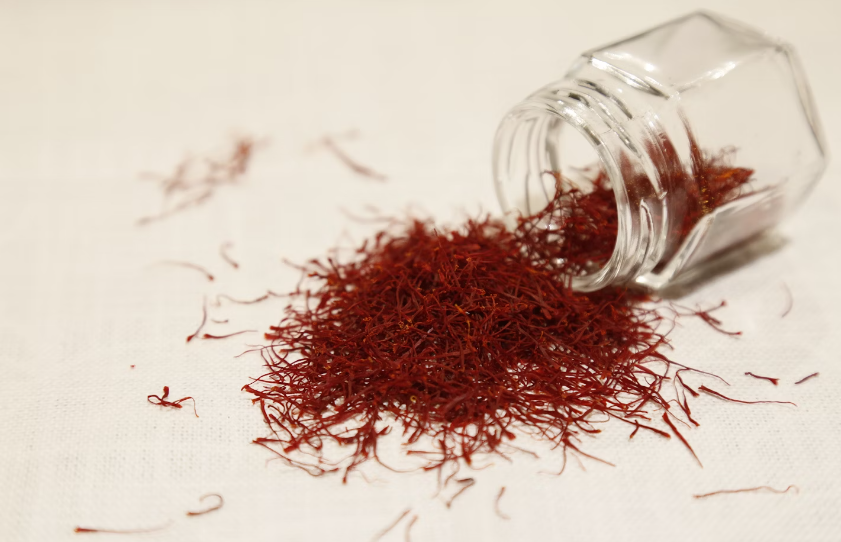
147, 386, 199, 417
186, 493, 224, 516
693, 485, 798, 499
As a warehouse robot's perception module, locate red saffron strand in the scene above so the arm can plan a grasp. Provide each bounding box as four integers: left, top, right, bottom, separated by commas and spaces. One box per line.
495, 487, 511, 520
445, 478, 475, 508
744, 372, 779, 386
219, 242, 239, 269
693, 485, 798, 499
186, 493, 224, 517
662, 413, 703, 468
794, 372, 819, 385
147, 386, 199, 417
698, 385, 796, 406
186, 299, 208, 343
202, 330, 257, 340
73, 521, 173, 534
160, 260, 214, 282
371, 509, 411, 542
404, 515, 418, 542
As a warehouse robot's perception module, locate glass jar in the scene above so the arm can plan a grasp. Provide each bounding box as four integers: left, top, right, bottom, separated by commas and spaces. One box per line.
494, 11, 827, 292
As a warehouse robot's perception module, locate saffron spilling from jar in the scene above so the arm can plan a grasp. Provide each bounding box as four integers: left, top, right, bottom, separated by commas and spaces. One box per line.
243, 140, 753, 481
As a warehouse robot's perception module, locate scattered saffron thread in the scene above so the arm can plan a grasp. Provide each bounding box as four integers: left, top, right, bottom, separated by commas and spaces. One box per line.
160, 260, 215, 282
138, 136, 261, 225
404, 515, 418, 542
662, 413, 702, 467
495, 487, 511, 520
186, 493, 224, 516
186, 299, 208, 343
202, 330, 257, 340
445, 478, 475, 508
147, 386, 199, 417
744, 372, 779, 386
781, 283, 793, 318
693, 485, 798, 499
219, 242, 239, 269
318, 136, 387, 181
215, 293, 272, 305
371, 509, 411, 542
794, 372, 819, 385
698, 385, 796, 406
74, 521, 173, 534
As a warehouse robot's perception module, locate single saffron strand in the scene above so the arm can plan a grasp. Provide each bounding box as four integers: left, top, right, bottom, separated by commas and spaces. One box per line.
495, 487, 511, 520
662, 413, 702, 467
693, 485, 798, 499
215, 293, 271, 305
371, 509, 411, 542
186, 493, 224, 516
186, 299, 208, 343
322, 137, 387, 181
74, 521, 173, 534
219, 242, 239, 269
445, 478, 475, 508
794, 372, 819, 385
744, 372, 779, 386
147, 386, 199, 417
404, 515, 418, 542
160, 260, 214, 282
698, 385, 796, 406
781, 283, 793, 318
202, 330, 257, 340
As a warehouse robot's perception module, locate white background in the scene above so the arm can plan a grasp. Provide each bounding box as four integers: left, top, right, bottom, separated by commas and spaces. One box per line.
1, 1, 839, 541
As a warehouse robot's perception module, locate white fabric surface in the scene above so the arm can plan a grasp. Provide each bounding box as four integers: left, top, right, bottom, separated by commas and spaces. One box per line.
1, 1, 840, 541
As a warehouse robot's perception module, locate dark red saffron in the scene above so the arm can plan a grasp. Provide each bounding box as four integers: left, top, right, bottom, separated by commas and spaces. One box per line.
662, 413, 702, 467
242, 136, 754, 479
186, 299, 208, 343
73, 521, 173, 534
698, 385, 795, 406
744, 372, 779, 385
186, 493, 224, 516
147, 386, 199, 417
219, 242, 239, 269
495, 487, 511, 520
794, 372, 819, 385
693, 485, 798, 499
160, 260, 215, 282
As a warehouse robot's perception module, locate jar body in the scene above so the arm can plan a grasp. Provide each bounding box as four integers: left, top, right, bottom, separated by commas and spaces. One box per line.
494, 11, 827, 291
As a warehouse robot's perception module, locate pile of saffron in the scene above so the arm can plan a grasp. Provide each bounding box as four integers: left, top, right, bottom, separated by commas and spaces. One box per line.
244, 142, 754, 480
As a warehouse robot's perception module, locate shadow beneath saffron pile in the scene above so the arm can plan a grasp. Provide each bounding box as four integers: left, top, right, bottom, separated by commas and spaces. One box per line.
654, 231, 789, 300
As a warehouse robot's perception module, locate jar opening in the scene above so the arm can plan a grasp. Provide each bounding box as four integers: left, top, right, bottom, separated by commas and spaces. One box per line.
494, 104, 625, 290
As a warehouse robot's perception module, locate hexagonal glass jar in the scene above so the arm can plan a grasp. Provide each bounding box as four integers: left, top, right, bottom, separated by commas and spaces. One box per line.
494, 11, 827, 291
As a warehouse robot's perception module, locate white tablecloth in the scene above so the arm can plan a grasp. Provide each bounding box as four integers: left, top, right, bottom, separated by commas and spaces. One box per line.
1, 1, 839, 541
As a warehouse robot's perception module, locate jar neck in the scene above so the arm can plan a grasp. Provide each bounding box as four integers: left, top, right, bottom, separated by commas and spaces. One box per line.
493, 77, 675, 291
